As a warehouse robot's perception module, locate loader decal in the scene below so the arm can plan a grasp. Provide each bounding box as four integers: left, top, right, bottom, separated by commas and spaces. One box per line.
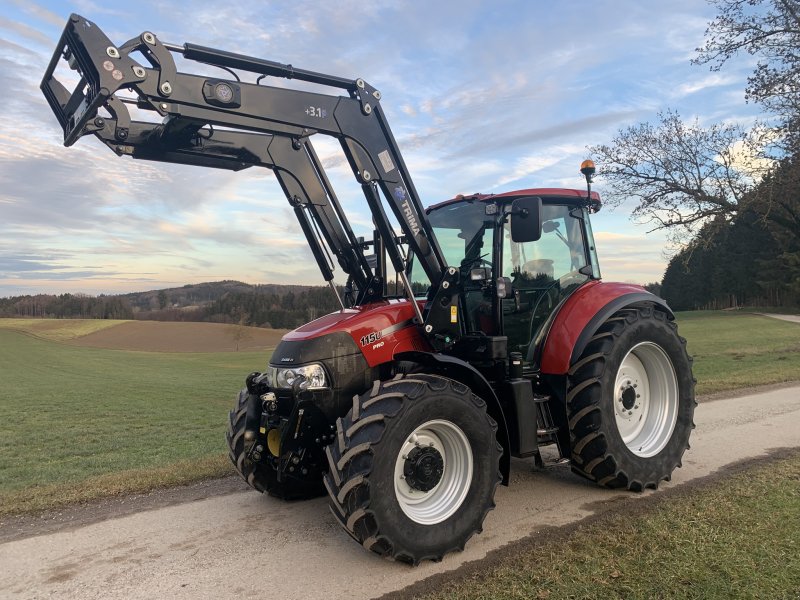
379, 150, 395, 173
400, 197, 421, 236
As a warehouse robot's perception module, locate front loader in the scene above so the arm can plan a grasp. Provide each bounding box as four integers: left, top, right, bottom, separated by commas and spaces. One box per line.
42, 14, 696, 564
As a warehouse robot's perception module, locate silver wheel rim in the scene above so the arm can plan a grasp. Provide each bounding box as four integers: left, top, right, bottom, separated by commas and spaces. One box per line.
393, 419, 473, 525
613, 342, 679, 457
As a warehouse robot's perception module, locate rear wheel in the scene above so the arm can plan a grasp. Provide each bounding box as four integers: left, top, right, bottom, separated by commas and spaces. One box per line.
226, 389, 324, 500
567, 307, 696, 491
324, 374, 502, 564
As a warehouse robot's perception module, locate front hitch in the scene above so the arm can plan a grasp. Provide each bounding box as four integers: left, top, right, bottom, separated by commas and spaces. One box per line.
239, 371, 333, 484
243, 371, 270, 441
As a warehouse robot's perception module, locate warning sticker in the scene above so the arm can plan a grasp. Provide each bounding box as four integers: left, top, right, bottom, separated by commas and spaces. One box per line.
378, 150, 395, 174
450, 305, 458, 323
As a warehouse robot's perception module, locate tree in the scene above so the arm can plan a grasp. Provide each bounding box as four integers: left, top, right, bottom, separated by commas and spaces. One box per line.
694, 0, 800, 144
643, 282, 663, 297
750, 153, 800, 301
157, 290, 168, 309
660, 200, 794, 309
589, 111, 762, 242
228, 308, 252, 351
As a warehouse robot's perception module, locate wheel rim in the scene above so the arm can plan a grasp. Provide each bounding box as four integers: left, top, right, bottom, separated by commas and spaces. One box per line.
613, 342, 679, 458
393, 419, 473, 525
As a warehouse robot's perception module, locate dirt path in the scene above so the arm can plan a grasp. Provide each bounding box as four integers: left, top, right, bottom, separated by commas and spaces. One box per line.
1, 386, 799, 600
755, 312, 800, 324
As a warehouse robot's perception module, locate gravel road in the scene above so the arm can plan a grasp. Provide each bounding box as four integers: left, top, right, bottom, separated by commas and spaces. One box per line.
756, 313, 800, 324
2, 385, 799, 600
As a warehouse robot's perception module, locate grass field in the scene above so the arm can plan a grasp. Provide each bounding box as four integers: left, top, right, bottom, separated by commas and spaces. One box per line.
0, 311, 798, 517
676, 311, 800, 394
414, 452, 800, 600
0, 318, 127, 341
0, 324, 270, 515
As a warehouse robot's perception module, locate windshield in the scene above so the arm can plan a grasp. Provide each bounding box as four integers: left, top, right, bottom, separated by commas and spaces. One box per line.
410, 199, 591, 355
409, 200, 494, 292
503, 204, 588, 280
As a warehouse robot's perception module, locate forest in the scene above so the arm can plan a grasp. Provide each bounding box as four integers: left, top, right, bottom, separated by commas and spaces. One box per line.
660, 155, 799, 310
593, 0, 800, 311
0, 281, 342, 329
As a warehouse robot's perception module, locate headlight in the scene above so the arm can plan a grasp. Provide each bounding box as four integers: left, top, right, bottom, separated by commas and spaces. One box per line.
267, 363, 328, 390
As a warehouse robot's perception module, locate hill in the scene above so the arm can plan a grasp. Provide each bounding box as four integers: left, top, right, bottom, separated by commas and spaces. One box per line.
119, 280, 320, 312
0, 281, 342, 329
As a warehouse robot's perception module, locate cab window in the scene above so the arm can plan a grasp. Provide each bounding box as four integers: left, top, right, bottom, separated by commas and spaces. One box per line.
504, 204, 587, 281
502, 204, 589, 358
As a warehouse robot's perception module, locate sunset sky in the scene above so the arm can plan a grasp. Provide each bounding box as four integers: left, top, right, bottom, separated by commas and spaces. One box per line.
0, 0, 764, 296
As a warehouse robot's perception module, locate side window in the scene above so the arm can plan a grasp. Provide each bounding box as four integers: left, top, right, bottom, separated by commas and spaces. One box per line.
501, 203, 589, 358
504, 205, 586, 282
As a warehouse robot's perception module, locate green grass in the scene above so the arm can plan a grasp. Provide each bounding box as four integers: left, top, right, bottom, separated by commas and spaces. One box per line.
0, 318, 128, 341
0, 311, 798, 516
0, 329, 268, 515
676, 311, 800, 395
414, 453, 800, 600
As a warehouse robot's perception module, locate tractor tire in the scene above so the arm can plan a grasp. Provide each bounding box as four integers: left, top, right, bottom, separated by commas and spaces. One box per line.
567, 306, 696, 491
226, 389, 324, 500
324, 373, 502, 565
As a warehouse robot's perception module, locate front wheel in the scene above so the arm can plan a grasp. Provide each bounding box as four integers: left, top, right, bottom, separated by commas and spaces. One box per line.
567, 307, 696, 491
324, 374, 502, 564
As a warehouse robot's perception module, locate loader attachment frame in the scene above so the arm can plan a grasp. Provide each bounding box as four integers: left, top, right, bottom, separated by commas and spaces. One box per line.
41, 14, 463, 343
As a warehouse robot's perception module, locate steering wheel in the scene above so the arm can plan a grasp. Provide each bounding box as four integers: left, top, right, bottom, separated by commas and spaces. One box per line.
461, 254, 492, 270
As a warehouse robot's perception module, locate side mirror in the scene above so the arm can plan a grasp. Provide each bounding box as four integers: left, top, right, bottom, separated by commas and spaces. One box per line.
510, 196, 542, 243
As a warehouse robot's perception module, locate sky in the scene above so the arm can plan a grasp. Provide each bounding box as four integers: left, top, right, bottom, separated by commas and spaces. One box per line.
0, 0, 764, 296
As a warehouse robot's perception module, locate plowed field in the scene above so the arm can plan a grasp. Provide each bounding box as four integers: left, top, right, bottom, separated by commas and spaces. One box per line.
69, 320, 287, 352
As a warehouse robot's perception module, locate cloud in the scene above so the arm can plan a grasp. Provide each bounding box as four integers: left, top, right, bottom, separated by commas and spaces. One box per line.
8, 0, 64, 28
0, 0, 765, 294
0, 253, 70, 274
673, 73, 740, 97
0, 16, 52, 46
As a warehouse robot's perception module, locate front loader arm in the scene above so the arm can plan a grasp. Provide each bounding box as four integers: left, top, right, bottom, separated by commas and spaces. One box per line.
88, 100, 376, 299
41, 15, 449, 314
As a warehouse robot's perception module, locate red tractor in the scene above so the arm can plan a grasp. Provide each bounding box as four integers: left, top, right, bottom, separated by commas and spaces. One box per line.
43, 15, 696, 565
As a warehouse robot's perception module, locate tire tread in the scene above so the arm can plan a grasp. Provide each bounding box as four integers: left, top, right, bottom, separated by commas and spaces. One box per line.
567, 307, 696, 491
324, 373, 501, 565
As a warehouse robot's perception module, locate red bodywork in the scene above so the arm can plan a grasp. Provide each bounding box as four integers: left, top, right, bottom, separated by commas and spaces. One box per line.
428, 188, 601, 212
282, 189, 639, 374
539, 280, 648, 374
283, 299, 430, 368
281, 281, 647, 374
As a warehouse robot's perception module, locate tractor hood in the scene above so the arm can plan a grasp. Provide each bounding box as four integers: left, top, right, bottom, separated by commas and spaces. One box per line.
275, 299, 427, 368
283, 298, 419, 344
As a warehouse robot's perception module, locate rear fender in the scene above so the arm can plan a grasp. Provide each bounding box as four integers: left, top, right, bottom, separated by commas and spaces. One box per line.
540, 281, 673, 375
394, 351, 511, 485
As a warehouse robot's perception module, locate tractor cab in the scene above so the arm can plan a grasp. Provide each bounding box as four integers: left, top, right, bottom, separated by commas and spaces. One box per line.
415, 189, 602, 368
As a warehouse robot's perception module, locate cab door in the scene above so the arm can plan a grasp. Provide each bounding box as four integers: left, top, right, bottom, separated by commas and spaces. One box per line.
501, 203, 590, 360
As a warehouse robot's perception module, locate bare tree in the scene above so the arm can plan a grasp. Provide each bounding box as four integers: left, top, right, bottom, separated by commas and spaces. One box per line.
694, 0, 800, 143
228, 308, 252, 351
589, 111, 765, 242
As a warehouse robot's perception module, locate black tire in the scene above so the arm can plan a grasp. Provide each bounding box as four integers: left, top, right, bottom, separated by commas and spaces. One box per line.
324, 374, 502, 564
567, 306, 696, 491
226, 389, 324, 500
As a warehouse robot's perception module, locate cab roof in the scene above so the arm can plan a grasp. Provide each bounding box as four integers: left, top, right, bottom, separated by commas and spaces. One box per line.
427, 188, 602, 213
